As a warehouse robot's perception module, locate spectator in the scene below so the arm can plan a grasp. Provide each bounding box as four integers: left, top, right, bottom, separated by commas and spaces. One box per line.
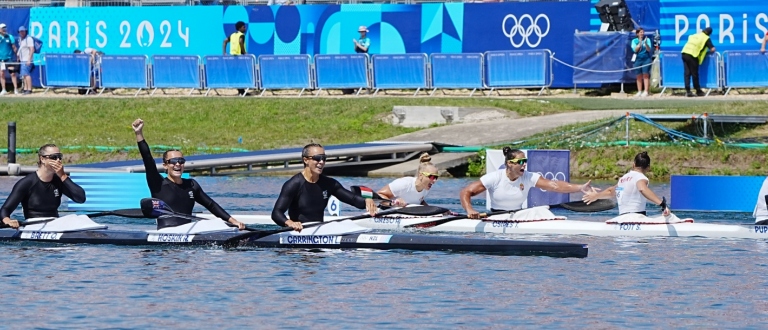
17, 26, 34, 95
0, 23, 18, 95
74, 48, 104, 94
631, 27, 652, 97
761, 30, 767, 54
680, 27, 715, 97
353, 25, 370, 54
222, 21, 248, 96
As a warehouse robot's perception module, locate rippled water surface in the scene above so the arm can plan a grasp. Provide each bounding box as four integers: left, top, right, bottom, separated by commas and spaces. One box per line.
1, 176, 767, 329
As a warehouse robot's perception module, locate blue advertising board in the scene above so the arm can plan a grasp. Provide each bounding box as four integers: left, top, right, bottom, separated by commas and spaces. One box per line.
671, 175, 764, 212
29, 6, 223, 56
659, 0, 768, 52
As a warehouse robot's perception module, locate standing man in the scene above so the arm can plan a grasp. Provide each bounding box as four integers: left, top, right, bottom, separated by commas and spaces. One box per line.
0, 23, 18, 95
17, 26, 34, 95
353, 25, 370, 54
680, 27, 715, 97
631, 28, 652, 97
222, 21, 247, 96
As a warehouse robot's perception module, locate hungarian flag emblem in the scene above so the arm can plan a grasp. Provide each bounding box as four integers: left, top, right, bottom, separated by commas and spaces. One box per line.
359, 186, 374, 199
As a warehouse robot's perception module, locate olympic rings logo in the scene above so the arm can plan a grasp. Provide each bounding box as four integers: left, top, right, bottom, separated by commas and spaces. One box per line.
501, 14, 550, 48
536, 171, 566, 192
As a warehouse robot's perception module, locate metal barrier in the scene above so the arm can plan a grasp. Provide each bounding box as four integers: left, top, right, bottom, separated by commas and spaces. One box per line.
723, 51, 768, 95
203, 55, 258, 96
659, 51, 721, 96
484, 50, 552, 96
258, 55, 312, 96
371, 53, 428, 96
314, 54, 370, 96
41, 53, 92, 93
99, 55, 149, 96
429, 53, 484, 96
150, 55, 202, 95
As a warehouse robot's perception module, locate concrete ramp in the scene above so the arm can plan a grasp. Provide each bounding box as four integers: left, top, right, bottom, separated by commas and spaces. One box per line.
367, 152, 476, 177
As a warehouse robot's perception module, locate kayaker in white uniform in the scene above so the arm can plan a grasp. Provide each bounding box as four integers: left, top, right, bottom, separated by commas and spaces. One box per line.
460, 147, 592, 219
752, 177, 768, 225
583, 151, 670, 216
376, 153, 438, 207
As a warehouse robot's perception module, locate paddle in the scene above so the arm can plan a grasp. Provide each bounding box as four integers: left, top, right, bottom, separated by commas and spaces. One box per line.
403, 199, 617, 229
139, 198, 260, 232
17, 208, 150, 226
221, 204, 450, 246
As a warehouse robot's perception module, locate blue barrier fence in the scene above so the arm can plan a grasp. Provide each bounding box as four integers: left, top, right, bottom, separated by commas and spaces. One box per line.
203, 55, 258, 93
100, 55, 149, 94
659, 51, 720, 94
42, 53, 92, 90
37, 49, 768, 96
485, 50, 552, 96
314, 54, 369, 93
258, 55, 312, 95
372, 54, 428, 94
430, 53, 484, 95
724, 51, 768, 94
151, 55, 202, 94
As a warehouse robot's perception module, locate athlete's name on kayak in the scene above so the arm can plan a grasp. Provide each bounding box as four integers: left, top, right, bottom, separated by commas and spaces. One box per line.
21, 232, 63, 240
372, 218, 401, 224
282, 235, 341, 245
148, 234, 196, 243
754, 226, 768, 234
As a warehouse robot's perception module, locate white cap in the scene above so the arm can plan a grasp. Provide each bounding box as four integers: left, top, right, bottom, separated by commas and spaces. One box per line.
0, 24, 6, 29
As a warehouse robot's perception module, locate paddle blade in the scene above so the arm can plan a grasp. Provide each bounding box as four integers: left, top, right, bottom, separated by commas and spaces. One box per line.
140, 198, 174, 218
383, 205, 449, 216
559, 199, 617, 212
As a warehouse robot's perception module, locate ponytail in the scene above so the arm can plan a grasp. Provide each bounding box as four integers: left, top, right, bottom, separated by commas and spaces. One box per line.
417, 152, 434, 173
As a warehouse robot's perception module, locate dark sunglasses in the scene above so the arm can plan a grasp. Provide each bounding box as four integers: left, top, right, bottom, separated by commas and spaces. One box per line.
165, 157, 186, 165
306, 154, 327, 162
507, 158, 528, 166
41, 153, 63, 161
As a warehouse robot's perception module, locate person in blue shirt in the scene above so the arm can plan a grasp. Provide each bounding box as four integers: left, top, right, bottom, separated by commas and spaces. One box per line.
353, 26, 370, 54
0, 23, 18, 95
631, 28, 653, 97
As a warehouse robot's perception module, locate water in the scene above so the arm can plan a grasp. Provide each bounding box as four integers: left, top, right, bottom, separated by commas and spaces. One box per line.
1, 176, 767, 329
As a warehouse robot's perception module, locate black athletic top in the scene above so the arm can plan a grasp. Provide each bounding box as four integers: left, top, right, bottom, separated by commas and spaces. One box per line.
0, 172, 86, 220
139, 140, 231, 220
272, 173, 367, 226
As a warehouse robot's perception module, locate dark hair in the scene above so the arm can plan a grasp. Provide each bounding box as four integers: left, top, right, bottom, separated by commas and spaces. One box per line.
634, 151, 651, 169
37, 143, 58, 166
702, 27, 713, 36
502, 146, 524, 160
301, 143, 324, 167
162, 149, 182, 162
636, 27, 644, 33
235, 21, 246, 30
73, 49, 82, 54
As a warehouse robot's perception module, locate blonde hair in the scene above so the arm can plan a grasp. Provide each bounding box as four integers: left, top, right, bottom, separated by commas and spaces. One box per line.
417, 152, 435, 173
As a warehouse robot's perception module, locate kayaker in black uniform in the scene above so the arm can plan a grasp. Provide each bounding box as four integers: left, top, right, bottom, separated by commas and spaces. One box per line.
131, 118, 245, 230
272, 143, 377, 231
1, 144, 87, 228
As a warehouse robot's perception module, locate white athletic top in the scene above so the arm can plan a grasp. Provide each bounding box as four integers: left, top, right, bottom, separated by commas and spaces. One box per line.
616, 170, 649, 214
753, 177, 768, 222
480, 170, 541, 210
387, 177, 429, 205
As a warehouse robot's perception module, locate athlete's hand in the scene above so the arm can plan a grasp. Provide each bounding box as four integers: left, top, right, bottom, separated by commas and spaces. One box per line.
365, 198, 377, 216
285, 220, 303, 232
49, 159, 66, 178
2, 218, 19, 229
579, 180, 593, 193
229, 218, 245, 230
466, 208, 481, 219
132, 118, 144, 133
581, 187, 601, 205
662, 207, 671, 217
392, 198, 407, 207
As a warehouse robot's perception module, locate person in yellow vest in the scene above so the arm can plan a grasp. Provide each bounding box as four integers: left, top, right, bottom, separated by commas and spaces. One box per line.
681, 27, 715, 97
222, 21, 248, 96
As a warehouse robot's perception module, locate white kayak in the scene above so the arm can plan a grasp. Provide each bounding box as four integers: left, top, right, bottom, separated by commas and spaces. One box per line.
196, 206, 768, 239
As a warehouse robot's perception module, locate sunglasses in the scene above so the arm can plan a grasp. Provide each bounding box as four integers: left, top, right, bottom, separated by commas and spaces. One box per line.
420, 172, 439, 180
507, 158, 528, 166
41, 153, 63, 161
165, 157, 186, 165
306, 154, 327, 162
